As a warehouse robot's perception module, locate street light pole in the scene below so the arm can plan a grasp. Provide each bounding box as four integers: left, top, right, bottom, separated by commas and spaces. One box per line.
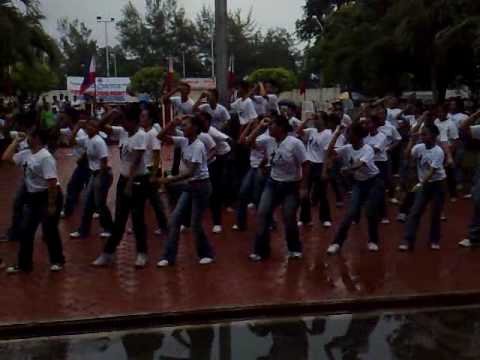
97, 16, 115, 77
215, 0, 228, 104
111, 53, 118, 77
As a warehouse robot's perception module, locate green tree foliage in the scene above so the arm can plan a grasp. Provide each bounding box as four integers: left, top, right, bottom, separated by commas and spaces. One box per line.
130, 66, 178, 101
248, 68, 298, 92
12, 62, 59, 95
299, 0, 480, 101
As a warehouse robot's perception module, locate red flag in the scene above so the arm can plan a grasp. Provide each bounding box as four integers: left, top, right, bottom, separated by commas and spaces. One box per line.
299, 80, 307, 96
80, 56, 96, 94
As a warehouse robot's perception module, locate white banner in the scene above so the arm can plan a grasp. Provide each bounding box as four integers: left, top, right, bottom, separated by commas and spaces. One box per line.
183, 78, 216, 90
67, 77, 131, 103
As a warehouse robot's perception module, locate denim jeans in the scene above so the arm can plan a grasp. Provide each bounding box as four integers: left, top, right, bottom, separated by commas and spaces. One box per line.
63, 157, 91, 216
6, 182, 27, 241
446, 165, 458, 198
454, 141, 466, 186
299, 162, 332, 224
208, 154, 229, 226
18, 190, 65, 271
253, 179, 302, 258
163, 180, 213, 264
468, 175, 480, 243
236, 167, 267, 230
104, 175, 148, 254
375, 161, 389, 219
404, 180, 446, 246
333, 176, 385, 247
146, 168, 168, 232
78, 170, 114, 237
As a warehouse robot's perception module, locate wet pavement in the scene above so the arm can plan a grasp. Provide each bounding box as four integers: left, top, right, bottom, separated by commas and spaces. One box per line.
0, 147, 478, 328
3, 305, 480, 359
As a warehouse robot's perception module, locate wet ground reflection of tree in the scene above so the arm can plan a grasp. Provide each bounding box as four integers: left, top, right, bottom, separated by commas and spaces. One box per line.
122, 332, 164, 360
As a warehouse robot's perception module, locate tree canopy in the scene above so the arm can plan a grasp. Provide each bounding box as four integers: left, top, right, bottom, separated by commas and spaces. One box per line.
248, 68, 298, 92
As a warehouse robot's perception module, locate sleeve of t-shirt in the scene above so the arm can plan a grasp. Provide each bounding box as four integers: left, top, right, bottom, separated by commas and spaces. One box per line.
221, 106, 231, 121
201, 133, 216, 151
190, 142, 206, 164
243, 100, 258, 124
302, 128, 315, 142
209, 127, 229, 142
170, 97, 181, 110
60, 128, 72, 137
151, 132, 161, 151
12, 149, 31, 166
171, 136, 188, 149
471, 125, 480, 140
293, 140, 308, 164
111, 126, 125, 138
132, 132, 147, 151
375, 134, 388, 152
360, 146, 375, 163
411, 144, 422, 159
198, 104, 208, 112
41, 156, 58, 180
334, 144, 349, 160
391, 126, 402, 141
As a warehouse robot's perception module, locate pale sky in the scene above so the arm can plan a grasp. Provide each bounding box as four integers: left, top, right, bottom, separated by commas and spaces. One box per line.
39, 0, 305, 46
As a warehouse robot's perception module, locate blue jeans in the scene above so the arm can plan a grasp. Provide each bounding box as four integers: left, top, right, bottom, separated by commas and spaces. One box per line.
163, 180, 214, 264
236, 167, 267, 230
333, 176, 384, 247
63, 158, 91, 216
468, 174, 480, 243
404, 180, 446, 246
299, 163, 332, 223
146, 167, 168, 232
253, 179, 302, 258
78, 170, 113, 237
6, 182, 27, 241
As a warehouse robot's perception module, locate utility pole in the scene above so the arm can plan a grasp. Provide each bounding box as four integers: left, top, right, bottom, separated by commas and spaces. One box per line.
215, 0, 228, 105
97, 16, 115, 77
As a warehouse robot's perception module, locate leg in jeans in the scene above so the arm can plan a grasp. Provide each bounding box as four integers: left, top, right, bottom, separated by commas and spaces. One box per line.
208, 159, 223, 226
333, 181, 368, 247
316, 164, 332, 222
252, 168, 267, 207
404, 186, 430, 247
42, 191, 65, 265
468, 178, 480, 243
282, 184, 302, 254
131, 179, 148, 254
104, 178, 131, 254
299, 163, 315, 224
171, 147, 182, 176
147, 178, 168, 232
95, 171, 114, 233
236, 168, 255, 230
429, 182, 445, 245
63, 161, 90, 216
330, 160, 344, 203
17, 195, 44, 271
7, 183, 27, 241
446, 166, 458, 199
253, 180, 277, 258
365, 178, 385, 245
164, 189, 192, 264
78, 175, 96, 237
375, 161, 389, 219
191, 181, 214, 259
399, 191, 416, 215
454, 142, 466, 187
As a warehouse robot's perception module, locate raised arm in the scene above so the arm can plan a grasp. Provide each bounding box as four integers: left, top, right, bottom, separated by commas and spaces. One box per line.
1, 133, 25, 163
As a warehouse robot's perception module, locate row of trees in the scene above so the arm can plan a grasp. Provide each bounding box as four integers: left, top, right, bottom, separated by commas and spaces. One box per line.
297, 0, 480, 101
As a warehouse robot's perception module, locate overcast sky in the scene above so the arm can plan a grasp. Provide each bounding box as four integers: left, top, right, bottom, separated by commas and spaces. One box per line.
40, 0, 305, 46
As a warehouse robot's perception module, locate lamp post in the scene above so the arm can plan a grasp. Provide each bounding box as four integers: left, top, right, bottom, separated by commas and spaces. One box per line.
203, 16, 215, 80
110, 53, 118, 77
97, 16, 115, 77
215, 0, 228, 104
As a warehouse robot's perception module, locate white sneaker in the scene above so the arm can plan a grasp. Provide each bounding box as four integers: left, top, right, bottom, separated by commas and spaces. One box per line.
249, 254, 263, 262
450, 197, 458, 203
297, 221, 304, 227
288, 252, 303, 260
398, 244, 409, 252
6, 266, 22, 274
459, 239, 476, 248
212, 225, 223, 234
92, 253, 114, 267
247, 203, 255, 209
180, 225, 189, 233
199, 257, 214, 265
389, 198, 400, 205
127, 227, 133, 234
322, 221, 332, 228
367, 243, 379, 252
93, 212, 100, 219
431, 244, 441, 250
441, 214, 447, 222
100, 232, 112, 238
381, 218, 391, 225
60, 211, 66, 218
327, 244, 340, 255
154, 229, 163, 236
232, 224, 240, 231
396, 213, 407, 223
135, 253, 148, 268
50, 264, 64, 272
226, 207, 235, 213
463, 194, 473, 199
69, 231, 81, 239
157, 259, 170, 267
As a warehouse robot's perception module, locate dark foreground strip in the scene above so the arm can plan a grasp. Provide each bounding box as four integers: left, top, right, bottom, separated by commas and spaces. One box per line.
2, 290, 480, 340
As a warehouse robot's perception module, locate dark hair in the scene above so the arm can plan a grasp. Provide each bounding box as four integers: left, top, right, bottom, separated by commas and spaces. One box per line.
123, 103, 141, 124
453, 98, 465, 113
186, 115, 203, 135
179, 82, 191, 91
30, 127, 50, 145
349, 122, 368, 139
271, 114, 292, 133
239, 80, 251, 91
424, 123, 440, 138
198, 111, 212, 125
209, 89, 220, 99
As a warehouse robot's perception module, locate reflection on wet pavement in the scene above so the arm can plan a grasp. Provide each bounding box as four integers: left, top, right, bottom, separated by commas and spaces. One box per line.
3, 306, 480, 359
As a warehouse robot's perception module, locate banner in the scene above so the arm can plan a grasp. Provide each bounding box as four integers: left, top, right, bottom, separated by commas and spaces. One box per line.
67, 76, 131, 103
183, 78, 216, 91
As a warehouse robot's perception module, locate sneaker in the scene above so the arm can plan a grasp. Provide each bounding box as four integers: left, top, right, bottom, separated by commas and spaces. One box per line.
459, 239, 478, 248
180, 225, 189, 233
367, 243, 379, 252
199, 257, 214, 265
381, 218, 391, 225
297, 221, 304, 227
212, 225, 223, 234
288, 252, 303, 260
249, 254, 263, 262
135, 253, 148, 268
0, 234, 10, 243
157, 259, 170, 268
431, 244, 441, 250
100, 232, 112, 238
226, 207, 235, 213
60, 211, 66, 218
127, 227, 133, 234
69, 231, 82, 239
389, 198, 400, 205
463, 193, 473, 199
154, 229, 164, 236
232, 224, 240, 231
247, 203, 255, 209
92, 253, 114, 267
50, 264, 64, 272
450, 197, 458, 203
396, 213, 407, 223
322, 221, 332, 228
336, 202, 344, 208
398, 244, 410, 252
93, 212, 100, 219
6, 266, 23, 274
441, 214, 447, 222
327, 244, 340, 255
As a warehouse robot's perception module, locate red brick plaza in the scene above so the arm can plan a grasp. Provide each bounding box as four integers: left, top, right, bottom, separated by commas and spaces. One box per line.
0, 147, 478, 329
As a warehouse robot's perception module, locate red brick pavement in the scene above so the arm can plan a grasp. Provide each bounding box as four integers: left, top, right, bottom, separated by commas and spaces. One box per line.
0, 147, 477, 327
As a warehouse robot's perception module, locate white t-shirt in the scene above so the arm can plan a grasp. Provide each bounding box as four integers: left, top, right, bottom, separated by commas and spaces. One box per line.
335, 133, 347, 148
449, 113, 469, 128
60, 127, 89, 159
13, 148, 58, 193
250, 132, 277, 168
199, 103, 231, 130
304, 128, 332, 163
143, 127, 162, 168
112, 126, 148, 177
434, 118, 459, 143
198, 132, 217, 164
411, 144, 446, 182
471, 125, 480, 140
173, 136, 209, 181
231, 98, 257, 125
378, 123, 402, 147
0, 118, 5, 140
336, 144, 379, 181
208, 126, 231, 156
341, 114, 353, 127
266, 94, 280, 115
271, 136, 308, 182
387, 108, 402, 128
289, 117, 302, 133
252, 96, 268, 117
170, 96, 194, 116
365, 132, 388, 162
85, 134, 109, 171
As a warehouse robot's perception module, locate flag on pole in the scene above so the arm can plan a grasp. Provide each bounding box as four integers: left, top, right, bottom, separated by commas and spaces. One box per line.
80, 56, 96, 94
163, 57, 174, 125
228, 55, 236, 90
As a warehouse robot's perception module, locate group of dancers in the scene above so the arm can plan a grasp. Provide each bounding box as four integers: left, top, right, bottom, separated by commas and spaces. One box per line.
1, 81, 480, 274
